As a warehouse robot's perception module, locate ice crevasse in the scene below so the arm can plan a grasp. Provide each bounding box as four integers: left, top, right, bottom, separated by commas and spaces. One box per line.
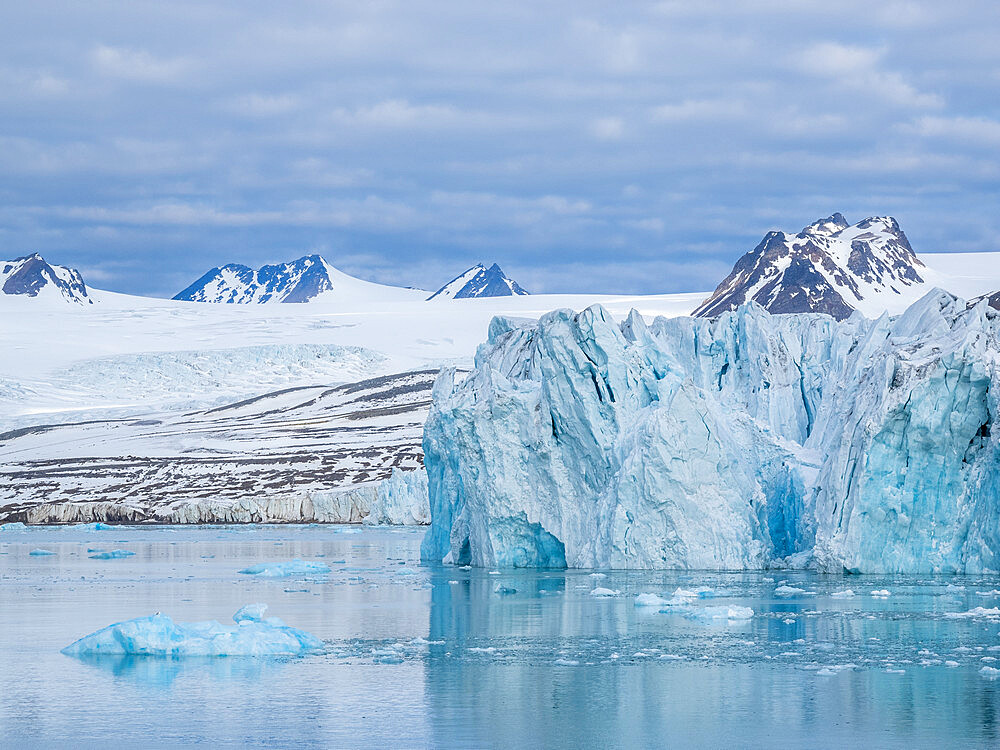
421, 289, 1000, 574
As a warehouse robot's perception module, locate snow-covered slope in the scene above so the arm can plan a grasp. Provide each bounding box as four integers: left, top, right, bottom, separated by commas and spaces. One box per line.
694, 214, 931, 320
0, 370, 433, 524
422, 291, 1000, 574
173, 254, 427, 304
1, 253, 91, 304
428, 263, 528, 300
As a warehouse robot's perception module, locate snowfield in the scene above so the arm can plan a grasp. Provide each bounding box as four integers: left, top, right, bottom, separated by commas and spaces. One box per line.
3, 251, 1000, 527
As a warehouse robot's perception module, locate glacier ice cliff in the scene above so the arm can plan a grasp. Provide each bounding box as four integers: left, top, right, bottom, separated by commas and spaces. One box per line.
61, 604, 323, 657
4, 469, 430, 526
421, 290, 1000, 574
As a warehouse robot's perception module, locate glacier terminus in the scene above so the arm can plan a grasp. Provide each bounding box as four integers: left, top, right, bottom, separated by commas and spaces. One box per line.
422, 290, 1000, 574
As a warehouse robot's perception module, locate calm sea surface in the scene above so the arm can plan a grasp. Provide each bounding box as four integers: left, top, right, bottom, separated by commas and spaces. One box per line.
3, 524, 1000, 749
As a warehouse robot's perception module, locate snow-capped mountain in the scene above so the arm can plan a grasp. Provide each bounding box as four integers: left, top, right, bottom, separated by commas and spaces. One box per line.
173, 254, 426, 304
1, 253, 91, 304
428, 263, 528, 300
693, 214, 925, 320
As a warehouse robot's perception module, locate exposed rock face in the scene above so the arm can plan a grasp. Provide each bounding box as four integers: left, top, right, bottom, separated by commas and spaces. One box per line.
694, 214, 924, 321
174, 255, 337, 303
422, 292, 1000, 573
1, 253, 91, 304
428, 263, 528, 300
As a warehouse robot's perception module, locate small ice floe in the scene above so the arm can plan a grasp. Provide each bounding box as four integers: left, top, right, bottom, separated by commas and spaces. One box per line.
944, 607, 1000, 620
238, 560, 330, 577
675, 605, 754, 622
774, 585, 814, 597
73, 522, 116, 531
589, 572, 607, 579
554, 658, 580, 666
467, 646, 497, 654
634, 593, 670, 607
976, 590, 1000, 597
88, 550, 135, 560
815, 663, 856, 676
885, 668, 906, 674
945, 660, 960, 667
830, 589, 855, 599
870, 589, 892, 598
590, 587, 620, 597
0, 522, 26, 531
61, 604, 322, 657
29, 549, 56, 556
980, 666, 1000, 679
494, 584, 517, 595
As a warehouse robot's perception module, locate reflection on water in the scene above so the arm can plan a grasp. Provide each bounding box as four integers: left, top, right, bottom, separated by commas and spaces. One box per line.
3, 525, 1000, 748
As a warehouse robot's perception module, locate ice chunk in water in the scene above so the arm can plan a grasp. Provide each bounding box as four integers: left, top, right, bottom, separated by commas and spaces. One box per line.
29, 549, 56, 556
0, 522, 26, 531
61, 606, 323, 657
89, 550, 135, 560
233, 603, 269, 623
635, 593, 670, 607
239, 560, 331, 577
590, 587, 620, 597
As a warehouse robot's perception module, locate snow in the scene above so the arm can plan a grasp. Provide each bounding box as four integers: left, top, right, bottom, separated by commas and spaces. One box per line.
422, 289, 1000, 573
61, 604, 323, 657
239, 560, 331, 577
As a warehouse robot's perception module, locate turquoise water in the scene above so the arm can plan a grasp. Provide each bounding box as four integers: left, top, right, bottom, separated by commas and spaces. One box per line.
3, 525, 1000, 748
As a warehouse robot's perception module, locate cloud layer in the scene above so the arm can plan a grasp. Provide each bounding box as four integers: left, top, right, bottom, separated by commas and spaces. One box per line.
1, 1, 999, 296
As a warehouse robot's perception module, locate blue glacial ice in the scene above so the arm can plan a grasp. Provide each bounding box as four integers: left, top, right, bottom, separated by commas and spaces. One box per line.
89, 550, 135, 559
239, 559, 331, 577
61, 604, 323, 657
29, 549, 56, 556
422, 290, 1000, 573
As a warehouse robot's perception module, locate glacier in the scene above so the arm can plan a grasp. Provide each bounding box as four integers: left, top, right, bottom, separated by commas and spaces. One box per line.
421, 289, 1000, 573
61, 604, 323, 657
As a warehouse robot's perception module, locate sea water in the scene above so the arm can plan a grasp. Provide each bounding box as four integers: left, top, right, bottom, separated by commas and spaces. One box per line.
3, 524, 1000, 748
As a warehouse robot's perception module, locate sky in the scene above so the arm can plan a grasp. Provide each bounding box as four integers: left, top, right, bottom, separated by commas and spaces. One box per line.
2, 1, 1000, 298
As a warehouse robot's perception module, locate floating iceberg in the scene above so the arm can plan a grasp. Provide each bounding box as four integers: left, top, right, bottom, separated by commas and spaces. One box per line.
61, 604, 323, 657
0, 522, 26, 531
422, 291, 1000, 573
239, 560, 330, 577
29, 549, 56, 556
89, 550, 135, 560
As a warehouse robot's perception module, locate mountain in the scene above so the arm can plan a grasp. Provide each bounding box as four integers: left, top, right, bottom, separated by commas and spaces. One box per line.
693, 214, 925, 320
1, 253, 91, 304
173, 254, 425, 304
428, 263, 528, 300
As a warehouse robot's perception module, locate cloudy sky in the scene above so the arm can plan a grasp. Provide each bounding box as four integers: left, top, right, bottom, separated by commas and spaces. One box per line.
2, 1, 999, 297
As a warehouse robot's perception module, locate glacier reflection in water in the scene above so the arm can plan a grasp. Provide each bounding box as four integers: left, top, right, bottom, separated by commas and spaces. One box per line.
2, 524, 1000, 748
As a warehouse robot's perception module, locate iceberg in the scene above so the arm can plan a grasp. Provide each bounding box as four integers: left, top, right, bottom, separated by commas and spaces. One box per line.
29, 548, 56, 556
61, 604, 323, 657
239, 559, 330, 577
421, 290, 1000, 573
89, 550, 135, 559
